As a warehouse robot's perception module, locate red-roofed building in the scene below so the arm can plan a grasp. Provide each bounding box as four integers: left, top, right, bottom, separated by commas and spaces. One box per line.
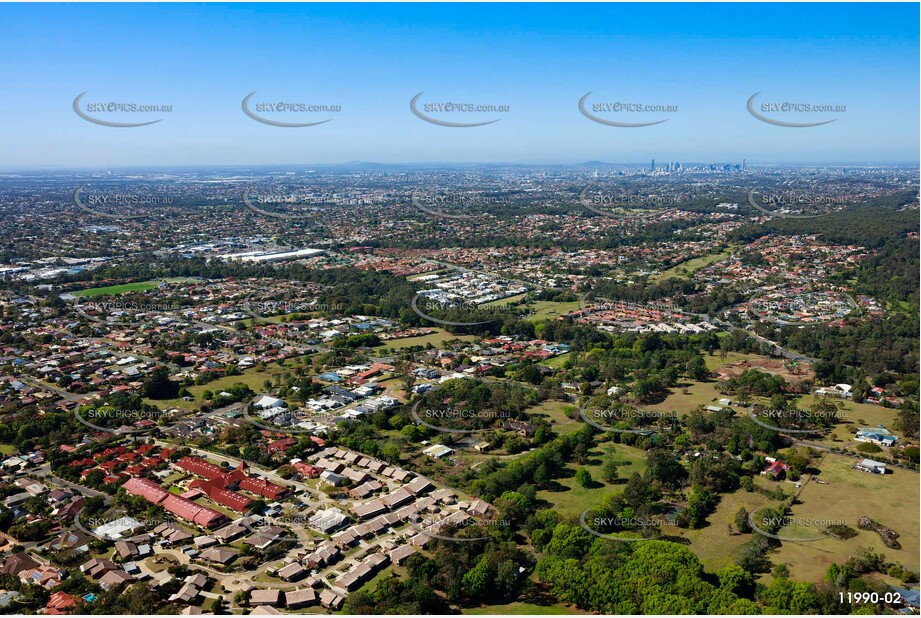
293, 462, 322, 478
762, 460, 790, 480
176, 456, 226, 480
267, 437, 296, 454
121, 478, 224, 527
239, 476, 288, 500
189, 481, 252, 513
45, 591, 76, 614
177, 457, 288, 500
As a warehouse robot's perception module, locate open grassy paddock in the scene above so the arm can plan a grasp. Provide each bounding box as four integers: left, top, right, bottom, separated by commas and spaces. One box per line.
535, 441, 648, 518
767, 454, 920, 583
73, 278, 193, 297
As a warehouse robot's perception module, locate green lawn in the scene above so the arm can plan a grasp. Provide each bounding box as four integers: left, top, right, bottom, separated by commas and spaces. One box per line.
73, 278, 192, 297
375, 329, 477, 351
144, 359, 303, 411
643, 380, 727, 417
483, 293, 528, 308
479, 297, 580, 323
536, 442, 647, 517
539, 353, 571, 369
768, 454, 920, 584
653, 249, 733, 283
527, 400, 580, 435
525, 300, 582, 323
685, 480, 786, 572
790, 395, 905, 449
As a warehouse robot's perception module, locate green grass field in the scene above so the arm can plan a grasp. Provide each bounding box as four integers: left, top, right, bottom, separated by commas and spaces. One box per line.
768, 455, 920, 583
790, 395, 905, 449
144, 357, 307, 411
528, 400, 581, 435
535, 442, 647, 517
653, 248, 733, 283
73, 278, 192, 297
483, 293, 528, 308
479, 297, 580, 323
643, 380, 726, 417
524, 300, 582, 322
375, 329, 477, 351
685, 480, 787, 572
538, 353, 571, 369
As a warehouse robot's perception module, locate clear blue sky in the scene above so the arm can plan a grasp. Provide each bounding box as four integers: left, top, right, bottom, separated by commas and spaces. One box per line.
1, 3, 918, 168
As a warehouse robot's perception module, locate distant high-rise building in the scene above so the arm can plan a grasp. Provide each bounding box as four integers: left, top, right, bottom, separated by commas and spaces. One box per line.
650, 159, 655, 172
742, 158, 746, 171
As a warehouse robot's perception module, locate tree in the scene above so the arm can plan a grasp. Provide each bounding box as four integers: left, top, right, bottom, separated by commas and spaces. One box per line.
575, 468, 592, 488
734, 507, 751, 533
462, 559, 491, 601
687, 356, 709, 380
716, 564, 752, 596
645, 449, 688, 490
602, 458, 620, 483
141, 366, 180, 400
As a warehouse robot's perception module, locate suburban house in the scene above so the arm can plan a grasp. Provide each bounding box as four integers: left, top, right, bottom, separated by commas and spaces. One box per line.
761, 459, 790, 480
855, 428, 897, 447
855, 459, 887, 475
814, 383, 853, 399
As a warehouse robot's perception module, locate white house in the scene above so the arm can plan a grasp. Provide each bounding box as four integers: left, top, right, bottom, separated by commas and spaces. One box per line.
855, 458, 887, 474
254, 395, 285, 410
422, 444, 454, 459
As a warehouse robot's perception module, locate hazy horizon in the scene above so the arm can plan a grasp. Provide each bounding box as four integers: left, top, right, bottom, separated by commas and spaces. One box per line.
1, 3, 918, 168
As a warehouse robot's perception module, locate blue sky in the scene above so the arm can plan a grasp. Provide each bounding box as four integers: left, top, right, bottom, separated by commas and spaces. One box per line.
1, 3, 918, 168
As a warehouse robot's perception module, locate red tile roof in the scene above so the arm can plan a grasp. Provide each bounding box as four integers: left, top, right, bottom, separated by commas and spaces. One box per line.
121, 478, 224, 527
